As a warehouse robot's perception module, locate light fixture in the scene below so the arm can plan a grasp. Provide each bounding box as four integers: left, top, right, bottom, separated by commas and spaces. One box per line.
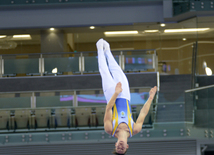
182, 38, 186, 41
90, 26, 95, 29
12, 34, 31, 40
50, 28, 55, 31
0, 35, 6, 39
52, 68, 58, 74
203, 61, 207, 68
164, 28, 210, 33
205, 67, 212, 76
144, 30, 159, 33
204, 61, 212, 76
104, 31, 138, 36
160, 23, 165, 27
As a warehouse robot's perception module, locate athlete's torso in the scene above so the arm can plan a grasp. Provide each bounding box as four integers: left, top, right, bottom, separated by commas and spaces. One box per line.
111, 98, 134, 137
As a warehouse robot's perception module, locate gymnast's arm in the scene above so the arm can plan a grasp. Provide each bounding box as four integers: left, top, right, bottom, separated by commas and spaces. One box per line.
133, 86, 157, 135
104, 82, 122, 135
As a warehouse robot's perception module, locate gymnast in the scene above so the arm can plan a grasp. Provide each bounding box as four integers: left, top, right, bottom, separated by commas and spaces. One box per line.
96, 38, 157, 155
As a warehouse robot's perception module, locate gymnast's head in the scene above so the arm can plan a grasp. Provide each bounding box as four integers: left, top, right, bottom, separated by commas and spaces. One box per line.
113, 139, 129, 154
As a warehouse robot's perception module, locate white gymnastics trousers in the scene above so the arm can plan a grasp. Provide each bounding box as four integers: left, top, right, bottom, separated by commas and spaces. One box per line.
97, 48, 130, 103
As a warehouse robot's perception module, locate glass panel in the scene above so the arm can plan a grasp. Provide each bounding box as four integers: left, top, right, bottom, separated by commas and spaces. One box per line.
36, 91, 73, 107
124, 50, 155, 72
0, 93, 31, 108
83, 51, 120, 73
185, 86, 214, 139
77, 89, 106, 106
43, 53, 80, 75
3, 55, 40, 76
184, 92, 194, 123
0, 97, 31, 109
77, 87, 150, 106
130, 87, 150, 105
84, 55, 99, 73
155, 102, 185, 122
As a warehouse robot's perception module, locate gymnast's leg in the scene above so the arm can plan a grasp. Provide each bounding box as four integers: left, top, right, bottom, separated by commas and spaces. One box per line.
96, 39, 116, 103
103, 39, 130, 101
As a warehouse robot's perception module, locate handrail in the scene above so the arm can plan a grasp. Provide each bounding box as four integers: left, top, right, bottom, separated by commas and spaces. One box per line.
0, 104, 147, 111
0, 105, 107, 111
0, 0, 161, 7
185, 84, 214, 93
0, 49, 156, 57
191, 42, 197, 89
153, 102, 184, 105
0, 86, 152, 94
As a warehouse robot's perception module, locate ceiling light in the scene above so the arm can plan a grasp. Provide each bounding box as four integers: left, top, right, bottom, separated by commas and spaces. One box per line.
205, 67, 212, 76
104, 31, 138, 35
144, 30, 159, 33
50, 28, 55, 31
164, 28, 210, 33
90, 26, 95, 29
182, 38, 186, 41
0, 35, 6, 39
13, 34, 31, 38
160, 23, 165, 27
12, 34, 31, 40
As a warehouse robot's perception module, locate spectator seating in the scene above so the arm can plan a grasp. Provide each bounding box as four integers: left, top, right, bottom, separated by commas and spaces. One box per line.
0, 104, 151, 132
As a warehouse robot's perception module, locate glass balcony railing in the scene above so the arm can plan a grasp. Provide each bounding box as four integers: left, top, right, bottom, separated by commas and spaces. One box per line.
0, 87, 153, 133
0, 93, 32, 109
148, 85, 214, 140
43, 53, 81, 75
0, 50, 157, 77
123, 50, 156, 72
36, 91, 74, 108
185, 85, 214, 139
0, 87, 151, 109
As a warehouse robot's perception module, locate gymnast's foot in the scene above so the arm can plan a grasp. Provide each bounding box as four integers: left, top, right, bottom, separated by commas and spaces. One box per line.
103, 39, 110, 52
96, 38, 104, 51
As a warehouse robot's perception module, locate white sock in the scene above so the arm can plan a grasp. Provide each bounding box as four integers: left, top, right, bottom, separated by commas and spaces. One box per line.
103, 39, 110, 51
96, 38, 104, 51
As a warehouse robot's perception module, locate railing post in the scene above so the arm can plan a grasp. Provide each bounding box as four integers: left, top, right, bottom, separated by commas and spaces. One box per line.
79, 54, 82, 74
0, 55, 2, 78
73, 90, 78, 107
79, 52, 84, 75
154, 50, 158, 72
31, 92, 36, 108
191, 41, 198, 89
81, 53, 85, 75
120, 51, 125, 70
39, 54, 44, 76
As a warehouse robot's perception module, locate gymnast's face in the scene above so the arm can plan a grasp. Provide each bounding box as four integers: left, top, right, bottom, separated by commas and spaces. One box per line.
115, 140, 129, 154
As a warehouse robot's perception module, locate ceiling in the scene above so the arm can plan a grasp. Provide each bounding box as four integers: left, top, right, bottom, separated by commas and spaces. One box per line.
0, 16, 214, 45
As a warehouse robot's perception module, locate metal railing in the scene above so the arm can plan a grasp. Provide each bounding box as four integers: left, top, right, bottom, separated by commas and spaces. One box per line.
185, 85, 214, 134
0, 0, 162, 6
0, 49, 157, 77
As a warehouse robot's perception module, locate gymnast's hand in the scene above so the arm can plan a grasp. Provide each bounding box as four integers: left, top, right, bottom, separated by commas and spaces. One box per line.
115, 82, 123, 95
